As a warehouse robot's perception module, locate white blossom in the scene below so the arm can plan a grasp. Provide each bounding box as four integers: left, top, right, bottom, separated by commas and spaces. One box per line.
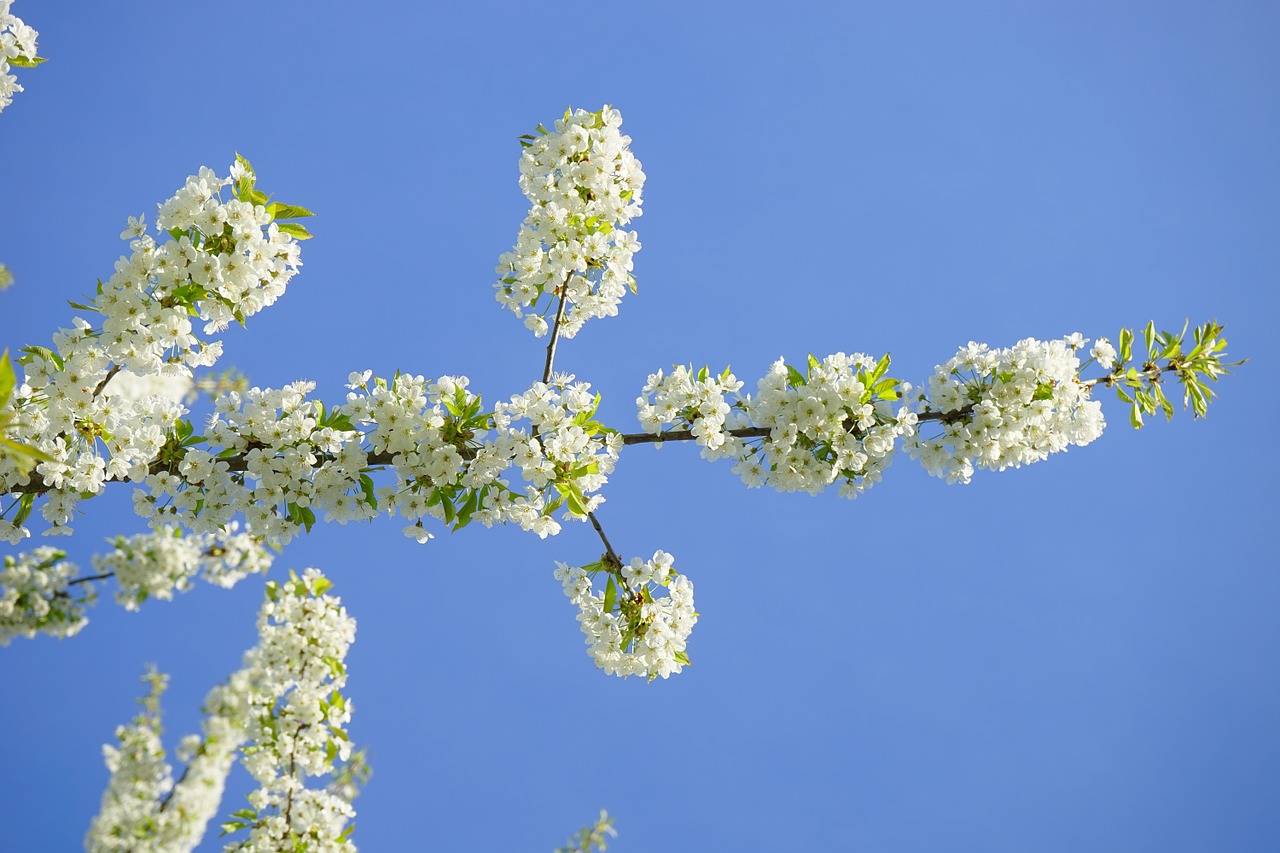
555, 550, 697, 680
906, 335, 1106, 484
0, 1, 38, 114
494, 106, 645, 339
86, 571, 360, 852
637, 356, 916, 499
0, 547, 90, 644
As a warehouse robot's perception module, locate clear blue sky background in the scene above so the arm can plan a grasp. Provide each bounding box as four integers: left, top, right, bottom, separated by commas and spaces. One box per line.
2, 2, 1277, 850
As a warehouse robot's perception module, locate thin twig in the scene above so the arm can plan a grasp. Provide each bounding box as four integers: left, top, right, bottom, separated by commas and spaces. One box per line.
541, 275, 571, 384
90, 364, 122, 399
586, 510, 621, 569
67, 572, 113, 587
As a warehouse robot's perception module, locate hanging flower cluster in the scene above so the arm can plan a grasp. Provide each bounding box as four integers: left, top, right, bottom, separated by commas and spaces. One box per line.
905, 335, 1105, 484
555, 550, 697, 681
494, 106, 645, 339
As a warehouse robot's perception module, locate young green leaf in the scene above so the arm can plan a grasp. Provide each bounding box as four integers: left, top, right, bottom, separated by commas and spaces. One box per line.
604, 575, 617, 614
274, 222, 312, 239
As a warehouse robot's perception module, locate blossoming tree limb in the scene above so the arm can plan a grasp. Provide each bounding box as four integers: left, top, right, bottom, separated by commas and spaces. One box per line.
0, 5, 1244, 850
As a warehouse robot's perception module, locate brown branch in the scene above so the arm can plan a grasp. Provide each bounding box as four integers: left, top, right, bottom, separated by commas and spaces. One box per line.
67, 572, 112, 587
586, 510, 621, 570
616, 406, 975, 446
90, 364, 122, 399
541, 275, 571, 385
159, 763, 191, 811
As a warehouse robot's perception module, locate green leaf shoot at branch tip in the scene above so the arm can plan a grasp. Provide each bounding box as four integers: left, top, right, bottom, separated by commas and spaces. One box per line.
1109, 319, 1241, 430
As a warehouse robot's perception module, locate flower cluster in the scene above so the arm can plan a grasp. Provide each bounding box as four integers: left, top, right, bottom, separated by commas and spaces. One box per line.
223, 569, 358, 852
129, 371, 619, 549
0, 546, 90, 644
495, 106, 645, 339
85, 668, 246, 853
637, 364, 741, 450
906, 335, 1105, 484
555, 550, 697, 680
0, 161, 305, 537
86, 572, 359, 852
0, 525, 267, 639
93, 523, 273, 611
637, 355, 917, 499
0, 1, 38, 114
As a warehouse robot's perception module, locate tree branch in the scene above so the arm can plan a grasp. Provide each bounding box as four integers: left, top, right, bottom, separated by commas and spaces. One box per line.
586, 510, 621, 570
67, 572, 112, 587
90, 364, 122, 399
616, 407, 974, 446
541, 275, 571, 385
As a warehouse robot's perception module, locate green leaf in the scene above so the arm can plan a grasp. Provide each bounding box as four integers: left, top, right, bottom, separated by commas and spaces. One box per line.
674, 649, 692, 667
13, 492, 35, 526
1186, 380, 1208, 417
1143, 321, 1156, 357
275, 222, 313, 240
8, 55, 47, 68
872, 377, 898, 397
603, 575, 617, 614
1147, 384, 1171, 419
0, 350, 14, 407
564, 483, 587, 516
1129, 402, 1144, 429
786, 364, 807, 387
453, 489, 480, 531
0, 436, 53, 475
18, 344, 63, 371
871, 352, 891, 382
265, 202, 316, 220
312, 576, 334, 596
286, 502, 316, 533
358, 473, 378, 509
1118, 327, 1133, 364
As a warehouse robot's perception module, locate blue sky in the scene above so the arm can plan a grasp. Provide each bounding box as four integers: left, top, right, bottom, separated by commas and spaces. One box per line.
2, 1, 1277, 850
